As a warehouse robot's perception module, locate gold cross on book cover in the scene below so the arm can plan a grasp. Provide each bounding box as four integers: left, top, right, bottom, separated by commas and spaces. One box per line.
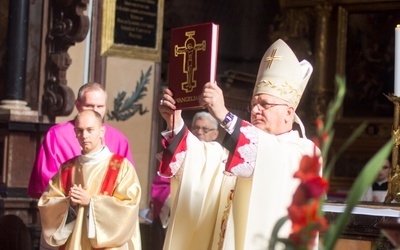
168, 22, 219, 110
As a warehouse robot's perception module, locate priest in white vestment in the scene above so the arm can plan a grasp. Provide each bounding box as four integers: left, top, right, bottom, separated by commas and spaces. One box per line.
38, 110, 141, 250
158, 39, 320, 250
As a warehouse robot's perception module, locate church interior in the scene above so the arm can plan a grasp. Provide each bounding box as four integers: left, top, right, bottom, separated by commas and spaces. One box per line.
1, 0, 400, 249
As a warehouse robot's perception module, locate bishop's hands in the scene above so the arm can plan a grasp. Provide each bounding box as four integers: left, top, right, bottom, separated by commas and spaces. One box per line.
70, 184, 91, 207
159, 83, 228, 130
159, 88, 183, 131
200, 82, 229, 124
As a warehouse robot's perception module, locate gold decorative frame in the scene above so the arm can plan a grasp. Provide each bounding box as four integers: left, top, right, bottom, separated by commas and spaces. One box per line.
336, 3, 400, 120
330, 2, 400, 193
101, 0, 164, 62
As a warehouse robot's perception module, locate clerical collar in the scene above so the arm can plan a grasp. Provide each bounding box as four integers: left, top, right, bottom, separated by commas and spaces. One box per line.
78, 146, 112, 166
372, 181, 388, 191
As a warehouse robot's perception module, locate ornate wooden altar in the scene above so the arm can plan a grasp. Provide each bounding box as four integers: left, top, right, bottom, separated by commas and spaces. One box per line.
323, 202, 400, 249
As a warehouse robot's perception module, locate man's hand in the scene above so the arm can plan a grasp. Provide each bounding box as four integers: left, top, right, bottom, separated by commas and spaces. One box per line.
200, 82, 229, 123
159, 88, 183, 130
70, 184, 91, 207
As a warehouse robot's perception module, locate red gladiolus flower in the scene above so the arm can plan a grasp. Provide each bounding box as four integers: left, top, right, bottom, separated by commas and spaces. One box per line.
304, 176, 329, 199
294, 154, 321, 182
287, 150, 329, 248
288, 203, 309, 230
291, 185, 308, 205
288, 200, 328, 247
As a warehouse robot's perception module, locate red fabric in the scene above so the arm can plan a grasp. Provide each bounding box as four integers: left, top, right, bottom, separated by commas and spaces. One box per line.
60, 154, 124, 197
158, 128, 189, 177
225, 121, 251, 172
154, 128, 189, 219
100, 154, 124, 196
60, 164, 74, 196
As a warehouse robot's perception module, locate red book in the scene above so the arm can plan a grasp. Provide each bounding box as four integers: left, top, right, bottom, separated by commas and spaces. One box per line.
168, 22, 219, 110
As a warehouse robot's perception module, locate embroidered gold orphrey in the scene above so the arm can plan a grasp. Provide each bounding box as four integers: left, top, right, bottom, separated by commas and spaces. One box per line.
218, 189, 234, 249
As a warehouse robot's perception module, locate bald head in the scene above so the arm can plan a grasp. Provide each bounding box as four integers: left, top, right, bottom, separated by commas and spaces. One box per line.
74, 110, 105, 154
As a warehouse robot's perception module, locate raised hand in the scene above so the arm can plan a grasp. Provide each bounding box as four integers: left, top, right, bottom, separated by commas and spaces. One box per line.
200, 82, 229, 123
158, 88, 183, 131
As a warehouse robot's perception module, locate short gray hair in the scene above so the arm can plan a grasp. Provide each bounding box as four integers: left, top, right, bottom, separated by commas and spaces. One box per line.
191, 111, 218, 130
76, 82, 107, 102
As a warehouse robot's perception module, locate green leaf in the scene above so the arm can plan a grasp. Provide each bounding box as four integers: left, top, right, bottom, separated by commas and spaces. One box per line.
322, 75, 346, 136
321, 75, 392, 249
322, 139, 392, 249
319, 75, 346, 163
269, 216, 289, 250
323, 123, 367, 179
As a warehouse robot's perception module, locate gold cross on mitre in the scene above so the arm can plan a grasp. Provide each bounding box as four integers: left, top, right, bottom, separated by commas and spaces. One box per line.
265, 48, 281, 68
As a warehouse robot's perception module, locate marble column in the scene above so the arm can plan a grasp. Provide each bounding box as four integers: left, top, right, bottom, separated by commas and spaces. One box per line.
0, 0, 38, 122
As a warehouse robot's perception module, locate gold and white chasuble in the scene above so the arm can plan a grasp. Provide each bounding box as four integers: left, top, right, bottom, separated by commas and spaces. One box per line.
38, 146, 141, 250
159, 119, 317, 250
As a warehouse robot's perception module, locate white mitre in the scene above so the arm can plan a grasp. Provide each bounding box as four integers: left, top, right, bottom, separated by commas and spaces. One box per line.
253, 39, 313, 136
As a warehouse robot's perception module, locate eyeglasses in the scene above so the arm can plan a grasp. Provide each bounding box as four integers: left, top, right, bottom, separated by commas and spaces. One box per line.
247, 102, 288, 113
192, 126, 215, 133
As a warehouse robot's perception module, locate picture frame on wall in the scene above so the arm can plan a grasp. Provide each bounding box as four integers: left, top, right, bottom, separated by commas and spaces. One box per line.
330, 2, 400, 191
336, 3, 400, 119
101, 0, 164, 62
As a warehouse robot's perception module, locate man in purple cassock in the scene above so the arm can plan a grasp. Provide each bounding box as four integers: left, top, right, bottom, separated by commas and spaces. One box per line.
28, 82, 134, 199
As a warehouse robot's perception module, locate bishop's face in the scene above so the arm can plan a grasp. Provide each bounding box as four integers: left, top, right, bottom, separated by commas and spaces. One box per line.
249, 94, 293, 135
74, 111, 105, 154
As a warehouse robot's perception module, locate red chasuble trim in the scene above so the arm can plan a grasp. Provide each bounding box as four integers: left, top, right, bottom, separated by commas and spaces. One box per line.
99, 154, 124, 196
59, 155, 123, 250
61, 163, 75, 196
159, 127, 189, 177
60, 154, 124, 196
225, 121, 251, 172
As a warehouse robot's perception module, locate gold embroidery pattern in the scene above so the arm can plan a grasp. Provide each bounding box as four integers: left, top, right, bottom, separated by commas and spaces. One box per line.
109, 159, 121, 170
218, 189, 234, 250
256, 80, 302, 107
